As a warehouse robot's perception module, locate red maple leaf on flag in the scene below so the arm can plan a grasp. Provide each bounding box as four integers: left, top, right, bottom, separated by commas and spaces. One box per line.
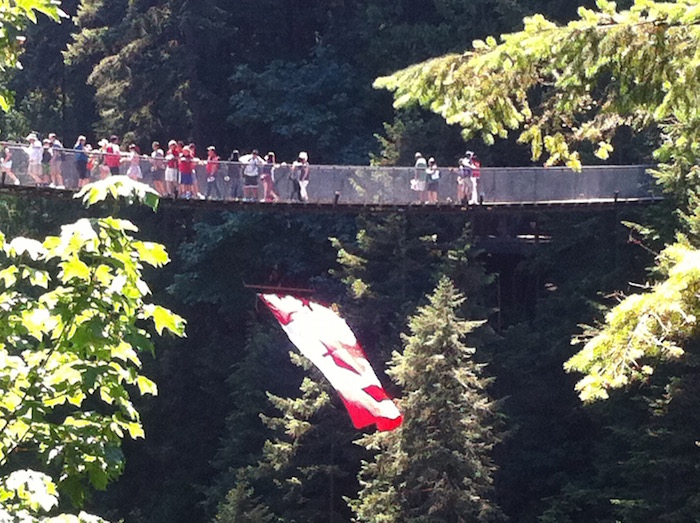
322, 342, 361, 375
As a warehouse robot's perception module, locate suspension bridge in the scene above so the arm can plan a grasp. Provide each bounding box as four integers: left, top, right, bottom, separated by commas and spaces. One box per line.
0, 143, 659, 210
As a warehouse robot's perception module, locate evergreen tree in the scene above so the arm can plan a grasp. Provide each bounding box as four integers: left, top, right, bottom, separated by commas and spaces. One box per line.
66, 0, 230, 146
539, 353, 700, 522
216, 352, 361, 523
489, 208, 651, 521
215, 472, 275, 523
351, 278, 505, 522
0, 0, 95, 142
215, 214, 492, 522
205, 318, 302, 517
332, 214, 493, 364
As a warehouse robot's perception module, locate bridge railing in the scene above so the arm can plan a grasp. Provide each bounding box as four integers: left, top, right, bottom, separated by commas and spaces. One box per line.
0, 143, 658, 204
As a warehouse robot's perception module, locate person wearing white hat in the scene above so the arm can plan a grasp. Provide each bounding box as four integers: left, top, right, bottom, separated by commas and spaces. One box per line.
242, 149, 263, 201
149, 141, 166, 196
164, 140, 179, 196
412, 152, 428, 202
204, 146, 222, 200
23, 133, 44, 185
96, 139, 111, 179
291, 151, 310, 202
426, 157, 440, 203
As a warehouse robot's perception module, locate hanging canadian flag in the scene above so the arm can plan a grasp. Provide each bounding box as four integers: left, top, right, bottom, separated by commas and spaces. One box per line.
259, 294, 402, 431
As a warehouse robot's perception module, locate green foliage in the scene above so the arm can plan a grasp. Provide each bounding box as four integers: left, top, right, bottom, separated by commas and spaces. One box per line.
541, 350, 700, 521
214, 474, 275, 523
25, 0, 557, 163
0, 0, 66, 114
351, 278, 504, 522
228, 46, 373, 163
219, 352, 358, 523
375, 0, 698, 171
0, 177, 185, 520
374, 0, 700, 404
566, 241, 700, 401
76, 175, 161, 212
66, 0, 230, 145
486, 208, 651, 521
370, 107, 477, 167
205, 320, 297, 517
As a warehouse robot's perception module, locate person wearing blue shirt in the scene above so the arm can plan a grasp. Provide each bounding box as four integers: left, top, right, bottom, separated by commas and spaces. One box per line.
74, 135, 91, 188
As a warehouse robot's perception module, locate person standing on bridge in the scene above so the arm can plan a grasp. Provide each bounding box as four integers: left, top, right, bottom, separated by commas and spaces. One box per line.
164, 140, 180, 196
149, 141, 166, 196
105, 135, 121, 176
261, 152, 280, 202
125, 144, 143, 181
457, 153, 472, 204
205, 146, 222, 200
178, 145, 196, 198
48, 133, 65, 189
466, 151, 481, 205
1, 144, 20, 185
188, 142, 205, 199
426, 157, 440, 203
226, 149, 242, 200
243, 149, 263, 201
95, 139, 111, 179
412, 152, 428, 203
291, 151, 310, 202
41, 139, 53, 185
24, 134, 43, 185
74, 135, 91, 189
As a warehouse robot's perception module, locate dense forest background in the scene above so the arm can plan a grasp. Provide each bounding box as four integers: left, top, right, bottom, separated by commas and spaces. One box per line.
0, 0, 649, 167
2, 1, 694, 522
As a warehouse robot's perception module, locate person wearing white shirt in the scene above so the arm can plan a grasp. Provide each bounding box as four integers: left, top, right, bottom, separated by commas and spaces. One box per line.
23, 133, 44, 185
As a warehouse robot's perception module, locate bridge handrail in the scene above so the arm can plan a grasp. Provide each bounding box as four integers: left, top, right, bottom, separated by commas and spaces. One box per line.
0, 142, 659, 205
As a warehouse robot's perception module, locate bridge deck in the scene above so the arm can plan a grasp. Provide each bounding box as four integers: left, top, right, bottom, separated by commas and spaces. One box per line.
0, 183, 662, 215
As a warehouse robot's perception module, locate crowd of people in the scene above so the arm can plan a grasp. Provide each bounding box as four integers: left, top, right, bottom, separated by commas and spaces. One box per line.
11, 133, 313, 202
412, 150, 482, 205
3, 132, 485, 205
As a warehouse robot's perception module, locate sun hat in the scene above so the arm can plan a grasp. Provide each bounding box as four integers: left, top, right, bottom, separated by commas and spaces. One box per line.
298, 151, 308, 161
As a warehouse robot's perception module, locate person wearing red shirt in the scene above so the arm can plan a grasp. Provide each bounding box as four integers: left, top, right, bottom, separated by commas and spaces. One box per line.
105, 135, 121, 175
178, 146, 196, 198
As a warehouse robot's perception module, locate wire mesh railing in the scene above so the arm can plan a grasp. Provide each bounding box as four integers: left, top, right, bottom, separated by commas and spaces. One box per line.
0, 143, 658, 205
